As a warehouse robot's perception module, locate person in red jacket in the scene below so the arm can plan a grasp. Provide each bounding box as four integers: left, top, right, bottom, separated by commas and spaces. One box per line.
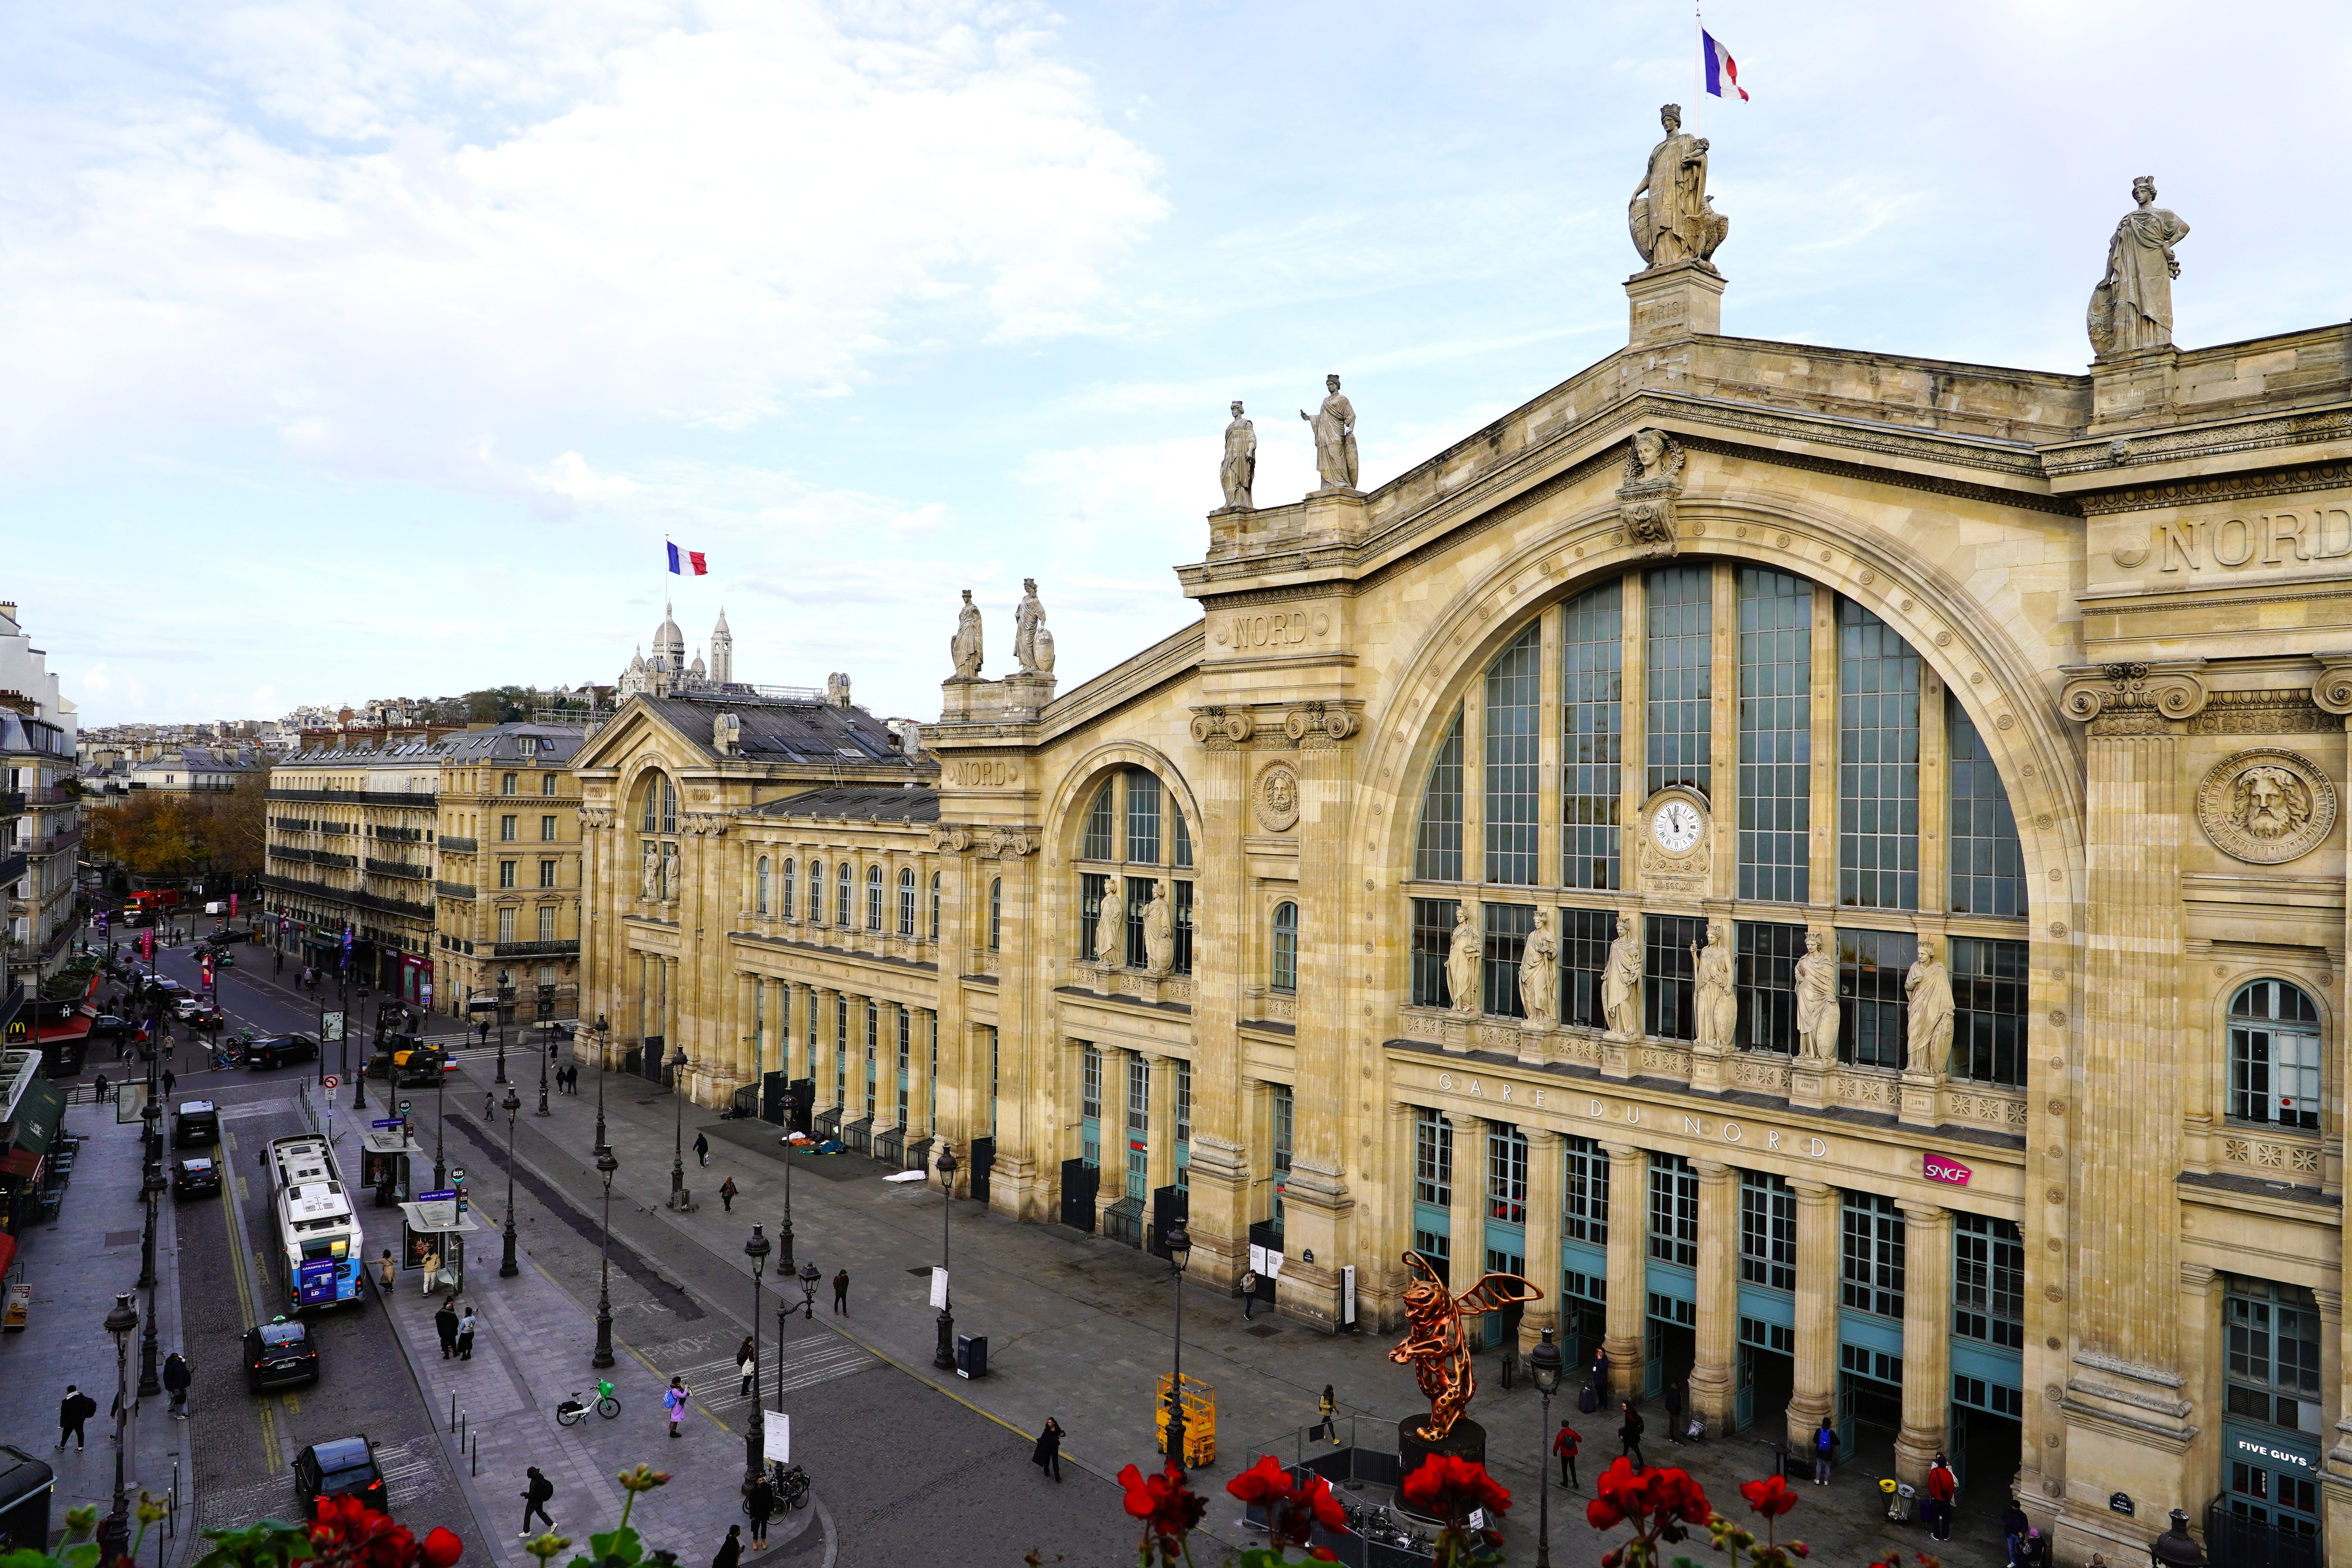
1925, 1453, 1957, 1541
1552, 1418, 1581, 1489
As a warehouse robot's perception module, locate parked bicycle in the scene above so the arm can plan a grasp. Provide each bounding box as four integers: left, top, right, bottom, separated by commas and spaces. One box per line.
555, 1379, 621, 1426
742, 1461, 810, 1515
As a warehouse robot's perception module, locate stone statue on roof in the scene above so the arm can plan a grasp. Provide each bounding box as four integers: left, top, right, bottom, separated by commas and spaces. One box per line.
950, 589, 984, 680
1629, 103, 1728, 271
2087, 176, 2190, 356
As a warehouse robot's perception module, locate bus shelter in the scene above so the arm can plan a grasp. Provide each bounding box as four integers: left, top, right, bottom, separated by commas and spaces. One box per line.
359, 1124, 424, 1208
396, 1195, 480, 1297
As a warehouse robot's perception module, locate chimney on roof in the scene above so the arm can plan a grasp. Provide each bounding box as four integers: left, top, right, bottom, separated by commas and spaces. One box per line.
714, 712, 742, 758
888, 718, 922, 759
826, 673, 852, 709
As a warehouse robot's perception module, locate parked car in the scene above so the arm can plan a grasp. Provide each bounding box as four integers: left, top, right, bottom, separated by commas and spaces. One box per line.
245, 1318, 320, 1391
246, 1034, 320, 1070
291, 1437, 381, 1517
88, 1015, 131, 1040
185, 1007, 225, 1031
171, 1155, 221, 1200
171, 1101, 220, 1147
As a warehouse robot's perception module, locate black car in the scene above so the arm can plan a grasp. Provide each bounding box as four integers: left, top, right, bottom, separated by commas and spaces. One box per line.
172, 1155, 221, 1200
245, 1318, 320, 1391
246, 1034, 320, 1070
88, 1015, 131, 1040
291, 1436, 380, 1517
171, 1101, 220, 1148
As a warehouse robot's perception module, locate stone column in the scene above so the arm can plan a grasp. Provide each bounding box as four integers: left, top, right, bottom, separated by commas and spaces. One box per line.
738, 972, 759, 1086
1519, 1129, 1563, 1354
1787, 1179, 1838, 1451
906, 1009, 936, 1142
1604, 1142, 1647, 1404
1097, 1045, 1129, 1231
1145, 1054, 1177, 1196
2315, 665, 2352, 1547
1689, 1159, 1739, 1433
1447, 1114, 1486, 1291
1278, 724, 1358, 1331
1894, 1203, 1952, 1487
812, 987, 838, 1112
1182, 723, 1252, 1288
875, 1000, 899, 1129
1379, 1100, 1420, 1330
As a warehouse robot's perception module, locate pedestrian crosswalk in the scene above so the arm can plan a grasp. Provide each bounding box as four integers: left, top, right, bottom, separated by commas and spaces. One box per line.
660, 1336, 877, 1416
373, 1436, 440, 1508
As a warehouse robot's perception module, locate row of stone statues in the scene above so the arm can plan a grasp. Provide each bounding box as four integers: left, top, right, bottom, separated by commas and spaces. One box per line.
1089, 879, 1178, 976
948, 578, 1053, 682
1216, 374, 1360, 510
1444, 904, 1955, 1066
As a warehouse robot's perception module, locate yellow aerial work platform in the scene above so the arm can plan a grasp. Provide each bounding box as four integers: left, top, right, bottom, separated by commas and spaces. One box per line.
1155, 1373, 1216, 1467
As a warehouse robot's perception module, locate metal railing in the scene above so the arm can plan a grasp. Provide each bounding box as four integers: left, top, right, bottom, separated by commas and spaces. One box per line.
435, 882, 477, 901
2205, 1499, 2319, 1568
365, 859, 428, 880
491, 939, 577, 958
438, 835, 477, 853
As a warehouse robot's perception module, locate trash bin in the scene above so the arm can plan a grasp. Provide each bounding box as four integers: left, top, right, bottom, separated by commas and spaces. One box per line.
955, 1334, 987, 1380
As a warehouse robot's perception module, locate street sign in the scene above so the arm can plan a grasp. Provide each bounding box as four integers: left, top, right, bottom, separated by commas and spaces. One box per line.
372, 1118, 402, 1129
763, 1411, 791, 1463
321, 1011, 345, 1042
930, 1268, 949, 1309
418, 1189, 456, 1202
323, 1075, 340, 1089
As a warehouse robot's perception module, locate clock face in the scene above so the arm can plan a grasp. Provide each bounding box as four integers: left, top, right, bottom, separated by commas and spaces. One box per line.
1652, 800, 1704, 854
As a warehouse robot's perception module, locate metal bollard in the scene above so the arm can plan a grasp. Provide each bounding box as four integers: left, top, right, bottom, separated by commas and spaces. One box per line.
459, 1411, 467, 1446
470, 1432, 478, 1477
450, 1392, 458, 1432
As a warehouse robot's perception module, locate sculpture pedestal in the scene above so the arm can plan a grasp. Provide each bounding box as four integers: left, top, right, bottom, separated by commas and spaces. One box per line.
1398, 1416, 1486, 1480
1789, 1061, 1829, 1110
1625, 260, 1724, 347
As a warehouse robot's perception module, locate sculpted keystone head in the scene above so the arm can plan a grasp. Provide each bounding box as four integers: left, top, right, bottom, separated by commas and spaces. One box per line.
2237, 766, 2308, 841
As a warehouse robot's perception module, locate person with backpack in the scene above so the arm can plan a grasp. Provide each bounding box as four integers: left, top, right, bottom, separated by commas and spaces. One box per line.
665, 1376, 691, 1439
519, 1467, 555, 1537
1552, 1419, 1581, 1489
1617, 1401, 1646, 1471
1239, 1268, 1259, 1320
719, 1176, 738, 1213
1811, 1416, 1837, 1485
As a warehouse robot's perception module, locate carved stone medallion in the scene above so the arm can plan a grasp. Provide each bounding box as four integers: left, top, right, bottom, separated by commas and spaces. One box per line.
1255, 764, 1302, 833
2196, 748, 2337, 864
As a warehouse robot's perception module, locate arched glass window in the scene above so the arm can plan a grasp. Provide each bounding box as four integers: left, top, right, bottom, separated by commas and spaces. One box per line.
1172, 804, 1193, 869
1484, 624, 1541, 884
2230, 980, 2322, 1130
1082, 781, 1117, 860
836, 862, 852, 926
1271, 902, 1299, 994
781, 858, 796, 919
929, 872, 941, 941
989, 878, 1002, 953
755, 856, 770, 917
637, 772, 678, 834
1126, 771, 1162, 863
635, 772, 679, 899
897, 868, 916, 936
808, 860, 824, 923
1415, 712, 1464, 881
866, 864, 884, 930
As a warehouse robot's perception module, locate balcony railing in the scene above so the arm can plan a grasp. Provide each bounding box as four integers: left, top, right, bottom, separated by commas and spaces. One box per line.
365, 858, 427, 881
267, 788, 439, 809
15, 829, 81, 857
0, 793, 23, 817
492, 939, 580, 958
436, 881, 477, 901
439, 835, 478, 853
371, 826, 424, 843
0, 852, 26, 887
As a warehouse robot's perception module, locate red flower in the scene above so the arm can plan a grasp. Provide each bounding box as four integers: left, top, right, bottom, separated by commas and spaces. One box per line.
1740, 1475, 1798, 1520
1224, 1455, 1343, 1551
420, 1528, 463, 1568
1224, 1455, 1292, 1508
1117, 1462, 1206, 1545
1585, 1457, 1711, 1539
300, 1497, 461, 1568
1400, 1453, 1512, 1525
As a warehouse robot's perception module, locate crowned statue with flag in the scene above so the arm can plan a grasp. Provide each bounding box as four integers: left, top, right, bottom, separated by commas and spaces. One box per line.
1629, 102, 1729, 273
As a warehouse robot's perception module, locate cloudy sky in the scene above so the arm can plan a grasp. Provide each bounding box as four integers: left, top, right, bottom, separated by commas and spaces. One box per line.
7, 0, 2347, 727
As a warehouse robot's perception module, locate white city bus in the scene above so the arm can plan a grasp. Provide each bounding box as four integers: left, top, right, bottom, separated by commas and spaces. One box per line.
267, 1133, 365, 1310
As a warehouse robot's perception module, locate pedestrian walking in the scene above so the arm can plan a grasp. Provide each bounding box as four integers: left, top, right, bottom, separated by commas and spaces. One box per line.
1315, 1385, 1338, 1444
1663, 1378, 1686, 1445
711, 1524, 741, 1568
745, 1474, 776, 1550
435, 1301, 459, 1359
519, 1467, 555, 1537
163, 1352, 191, 1419
457, 1306, 478, 1361
664, 1376, 691, 1439
421, 1248, 443, 1295
376, 1249, 397, 1292
91, 1073, 108, 1104
161, 1068, 176, 1099
719, 1177, 738, 1213
485, 1091, 496, 1120
1616, 1402, 1646, 1471
737, 1336, 757, 1398
832, 1269, 848, 1315
55, 1385, 95, 1450
478, 1020, 491, 1046
694, 1132, 710, 1167
1810, 1416, 1836, 1486
1031, 1418, 1065, 1482
1239, 1268, 1258, 1319
1926, 1453, 1957, 1541
1553, 1420, 1581, 1489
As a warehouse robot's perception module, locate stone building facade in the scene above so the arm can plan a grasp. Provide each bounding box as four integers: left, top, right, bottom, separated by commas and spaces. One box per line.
429, 723, 587, 1016
572, 164, 2352, 1562
263, 743, 442, 998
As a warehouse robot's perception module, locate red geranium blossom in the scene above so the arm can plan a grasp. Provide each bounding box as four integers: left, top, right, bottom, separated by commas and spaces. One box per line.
1585, 1457, 1711, 1535
1118, 1461, 1207, 1547
1399, 1454, 1512, 1525
1223, 1454, 1345, 1557
305, 1496, 462, 1568
1740, 1475, 1798, 1520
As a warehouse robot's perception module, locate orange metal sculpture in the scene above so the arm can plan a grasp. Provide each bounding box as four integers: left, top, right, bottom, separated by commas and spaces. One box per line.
1388, 1250, 1546, 1442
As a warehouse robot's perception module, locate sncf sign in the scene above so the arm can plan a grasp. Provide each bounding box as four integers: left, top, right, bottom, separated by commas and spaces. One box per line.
1923, 1153, 1973, 1188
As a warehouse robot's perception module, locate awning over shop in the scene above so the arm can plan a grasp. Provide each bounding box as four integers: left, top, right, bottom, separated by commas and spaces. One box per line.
0, 1079, 66, 1174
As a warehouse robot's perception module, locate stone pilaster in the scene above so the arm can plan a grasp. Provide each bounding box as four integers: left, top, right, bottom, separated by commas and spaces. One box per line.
1894, 1203, 1952, 1487
1787, 1179, 1838, 1451
1603, 1141, 1647, 1404
1145, 1054, 1177, 1197
907, 1009, 936, 1141
812, 987, 838, 1112
2314, 662, 2352, 1546
1180, 717, 1251, 1287
1097, 1045, 1129, 1231
1278, 723, 1356, 1331
1520, 1128, 1563, 1354
1689, 1159, 1739, 1433
1449, 1114, 1487, 1294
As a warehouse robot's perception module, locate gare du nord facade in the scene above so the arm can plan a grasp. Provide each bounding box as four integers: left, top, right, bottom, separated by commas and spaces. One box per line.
574, 188, 2352, 1562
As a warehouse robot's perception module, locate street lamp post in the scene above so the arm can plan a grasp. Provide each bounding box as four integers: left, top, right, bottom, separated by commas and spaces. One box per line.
932, 1144, 957, 1371
351, 981, 371, 1111
137, 1093, 163, 1398
1530, 1326, 1564, 1568
499, 1086, 522, 1277
667, 1046, 693, 1211
797, 1261, 819, 1321
592, 1060, 618, 1369
495, 981, 511, 1086
742, 1225, 770, 1481
103, 1292, 138, 1561
1163, 1219, 1192, 1470
432, 1040, 448, 1192
535, 1019, 552, 1117
777, 1129, 796, 1271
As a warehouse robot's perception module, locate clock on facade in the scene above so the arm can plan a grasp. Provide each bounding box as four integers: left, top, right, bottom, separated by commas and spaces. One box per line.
1651, 798, 1704, 854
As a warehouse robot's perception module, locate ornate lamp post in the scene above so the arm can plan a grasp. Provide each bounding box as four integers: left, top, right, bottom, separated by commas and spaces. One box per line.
499, 1085, 522, 1277
535, 1018, 553, 1117
591, 1061, 618, 1369
2149, 1509, 2207, 1568
743, 1224, 770, 1480
776, 1127, 796, 1271
667, 1045, 693, 1211
495, 980, 512, 1086
1163, 1219, 1192, 1470
932, 1144, 958, 1371
797, 1261, 819, 1321
1530, 1326, 1564, 1568
351, 980, 371, 1111
103, 1292, 138, 1561
431, 1036, 449, 1192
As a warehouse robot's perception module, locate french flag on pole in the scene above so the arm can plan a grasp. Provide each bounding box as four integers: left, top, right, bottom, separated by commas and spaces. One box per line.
1701, 28, 1747, 101
666, 541, 709, 576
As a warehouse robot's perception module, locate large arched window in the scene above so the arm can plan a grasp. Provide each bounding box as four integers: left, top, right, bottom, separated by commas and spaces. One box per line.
1271, 902, 1299, 994
755, 855, 770, 917
2230, 980, 2321, 1130
1073, 767, 1194, 976
865, 864, 884, 931
634, 771, 679, 901
897, 868, 916, 936
836, 862, 853, 927
807, 860, 824, 923
1407, 563, 2029, 1067
929, 872, 941, 941
781, 858, 797, 920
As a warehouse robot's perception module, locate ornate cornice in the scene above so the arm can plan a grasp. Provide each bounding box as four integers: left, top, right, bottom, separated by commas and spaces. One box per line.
1187, 700, 1364, 749
2072, 457, 2352, 517
2058, 660, 2209, 731
2184, 690, 2334, 735
2046, 406, 2352, 481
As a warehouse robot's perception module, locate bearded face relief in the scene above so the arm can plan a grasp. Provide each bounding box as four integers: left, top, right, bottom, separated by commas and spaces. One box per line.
2199, 749, 2337, 865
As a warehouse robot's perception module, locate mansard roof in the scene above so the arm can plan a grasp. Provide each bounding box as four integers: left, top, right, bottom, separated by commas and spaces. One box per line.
749, 784, 940, 824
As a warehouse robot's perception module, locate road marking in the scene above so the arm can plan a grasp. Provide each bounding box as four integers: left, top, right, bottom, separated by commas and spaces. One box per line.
217, 1142, 280, 1475
280, 1393, 300, 1414
236, 1177, 249, 1201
